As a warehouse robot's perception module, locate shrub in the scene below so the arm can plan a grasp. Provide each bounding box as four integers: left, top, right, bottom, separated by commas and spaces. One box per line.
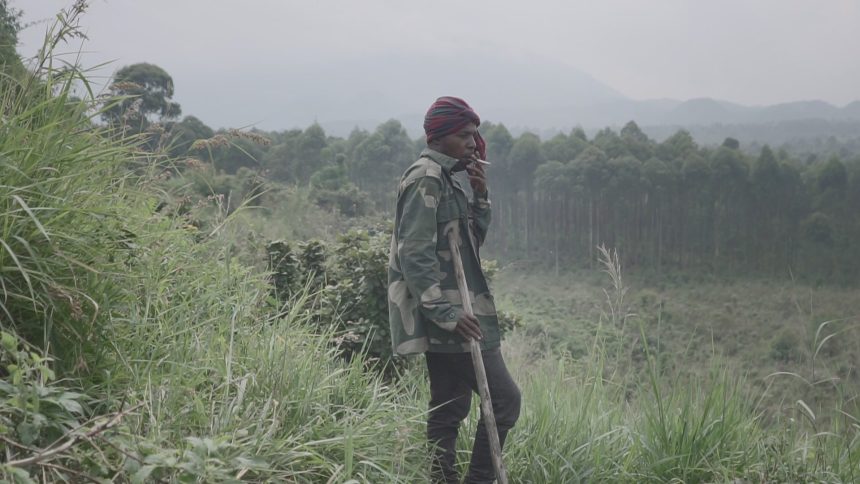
770, 329, 803, 363
267, 229, 523, 371
0, 330, 85, 450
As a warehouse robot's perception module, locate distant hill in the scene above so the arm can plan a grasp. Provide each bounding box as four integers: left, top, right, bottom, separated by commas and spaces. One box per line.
320, 95, 860, 140
276, 52, 624, 135
639, 119, 860, 148
754, 100, 840, 122
573, 98, 860, 129
661, 98, 747, 125
841, 100, 860, 118
266, 54, 859, 139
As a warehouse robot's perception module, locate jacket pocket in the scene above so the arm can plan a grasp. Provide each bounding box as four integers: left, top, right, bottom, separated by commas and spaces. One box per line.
436, 198, 459, 223
436, 198, 462, 251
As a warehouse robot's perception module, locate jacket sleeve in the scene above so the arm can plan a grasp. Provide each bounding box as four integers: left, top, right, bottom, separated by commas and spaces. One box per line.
396, 176, 460, 331
469, 190, 491, 247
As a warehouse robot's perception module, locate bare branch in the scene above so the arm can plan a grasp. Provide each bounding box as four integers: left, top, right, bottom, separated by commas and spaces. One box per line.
5, 403, 143, 468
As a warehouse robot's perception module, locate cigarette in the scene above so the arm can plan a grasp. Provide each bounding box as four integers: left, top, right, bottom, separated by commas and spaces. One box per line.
475, 159, 491, 166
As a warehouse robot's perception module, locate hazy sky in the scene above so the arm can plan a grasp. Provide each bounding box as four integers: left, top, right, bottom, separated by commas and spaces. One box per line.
16, 0, 860, 130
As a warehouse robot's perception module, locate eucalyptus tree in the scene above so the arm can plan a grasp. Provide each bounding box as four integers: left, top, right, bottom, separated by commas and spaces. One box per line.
620, 121, 654, 161
543, 131, 588, 164
640, 157, 676, 267
263, 129, 302, 182
606, 155, 643, 262
293, 123, 329, 183
677, 153, 713, 266
481, 122, 514, 165
709, 146, 748, 265
749, 146, 783, 269
103, 63, 182, 130
593, 127, 631, 160
167, 115, 214, 158
534, 160, 572, 273
480, 123, 516, 250
0, 0, 23, 77
570, 146, 609, 262
349, 119, 415, 210
509, 132, 545, 254
657, 130, 698, 163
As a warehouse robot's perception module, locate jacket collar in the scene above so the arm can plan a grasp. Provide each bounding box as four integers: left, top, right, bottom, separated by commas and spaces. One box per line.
420, 148, 460, 174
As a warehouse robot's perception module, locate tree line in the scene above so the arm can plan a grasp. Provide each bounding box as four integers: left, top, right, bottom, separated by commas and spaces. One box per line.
480, 123, 858, 280
94, 62, 860, 281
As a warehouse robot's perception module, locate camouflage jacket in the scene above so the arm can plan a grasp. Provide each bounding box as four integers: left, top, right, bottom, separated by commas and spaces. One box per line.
388, 148, 500, 355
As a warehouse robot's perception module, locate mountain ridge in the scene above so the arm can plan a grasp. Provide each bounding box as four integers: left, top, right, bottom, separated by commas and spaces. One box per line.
240, 53, 858, 137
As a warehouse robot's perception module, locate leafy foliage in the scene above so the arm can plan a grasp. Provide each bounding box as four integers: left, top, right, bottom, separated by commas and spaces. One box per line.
0, 330, 85, 449
0, 32, 143, 366
103, 62, 182, 128
267, 230, 395, 366
267, 229, 518, 370
0, 0, 23, 76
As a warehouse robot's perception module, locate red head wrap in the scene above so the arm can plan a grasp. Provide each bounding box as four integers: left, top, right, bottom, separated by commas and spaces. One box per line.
423, 96, 487, 160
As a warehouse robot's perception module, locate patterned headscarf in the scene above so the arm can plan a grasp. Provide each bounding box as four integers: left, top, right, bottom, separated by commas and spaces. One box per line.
423, 96, 487, 160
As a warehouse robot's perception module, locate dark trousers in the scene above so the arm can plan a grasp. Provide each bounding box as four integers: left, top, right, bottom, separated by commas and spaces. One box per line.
426, 348, 521, 484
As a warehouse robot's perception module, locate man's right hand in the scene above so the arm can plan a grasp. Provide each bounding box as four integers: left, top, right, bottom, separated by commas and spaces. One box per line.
454, 312, 483, 341
465, 156, 487, 195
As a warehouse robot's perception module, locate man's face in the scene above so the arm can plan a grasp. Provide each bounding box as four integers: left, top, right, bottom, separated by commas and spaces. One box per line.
432, 122, 478, 161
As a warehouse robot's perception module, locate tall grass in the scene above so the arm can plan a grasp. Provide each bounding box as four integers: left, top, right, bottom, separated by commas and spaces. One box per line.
0, 3, 146, 370
501, 337, 632, 482
101, 232, 432, 481
634, 361, 761, 482
2, 6, 432, 480
475, 249, 860, 483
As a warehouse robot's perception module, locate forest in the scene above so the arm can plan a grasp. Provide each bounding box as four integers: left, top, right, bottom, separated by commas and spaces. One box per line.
3, 2, 860, 483
155, 88, 860, 281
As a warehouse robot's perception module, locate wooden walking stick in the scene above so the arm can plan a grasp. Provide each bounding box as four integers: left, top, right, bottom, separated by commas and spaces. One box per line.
446, 226, 509, 484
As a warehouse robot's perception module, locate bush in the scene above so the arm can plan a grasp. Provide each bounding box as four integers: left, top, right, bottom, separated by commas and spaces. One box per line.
770, 329, 804, 363
0, 330, 85, 450
267, 229, 523, 371
267, 230, 394, 365
313, 184, 372, 216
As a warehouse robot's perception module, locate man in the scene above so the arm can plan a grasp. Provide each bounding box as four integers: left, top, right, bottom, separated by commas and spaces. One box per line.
388, 96, 521, 483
